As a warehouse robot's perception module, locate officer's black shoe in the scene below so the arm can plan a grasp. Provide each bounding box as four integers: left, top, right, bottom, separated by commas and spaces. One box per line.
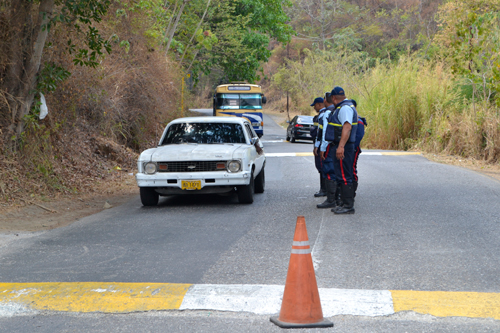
314, 175, 326, 197
334, 184, 355, 214
317, 180, 337, 209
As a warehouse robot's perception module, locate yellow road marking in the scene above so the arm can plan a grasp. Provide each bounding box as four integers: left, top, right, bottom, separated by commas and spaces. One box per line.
391, 290, 500, 320
380, 152, 421, 156
0, 282, 192, 313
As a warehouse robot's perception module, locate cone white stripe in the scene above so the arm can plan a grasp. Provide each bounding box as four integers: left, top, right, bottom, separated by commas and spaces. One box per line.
292, 241, 310, 246
291, 249, 311, 254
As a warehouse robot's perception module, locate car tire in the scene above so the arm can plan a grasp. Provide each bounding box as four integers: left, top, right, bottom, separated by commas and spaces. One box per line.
285, 134, 290, 141
140, 187, 159, 206
290, 133, 296, 143
254, 167, 265, 193
237, 172, 254, 204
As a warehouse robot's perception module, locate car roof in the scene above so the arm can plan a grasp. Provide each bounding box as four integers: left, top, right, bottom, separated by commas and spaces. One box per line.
168, 117, 250, 125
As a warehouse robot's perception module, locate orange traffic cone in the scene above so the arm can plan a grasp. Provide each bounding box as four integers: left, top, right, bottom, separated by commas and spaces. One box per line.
270, 216, 333, 328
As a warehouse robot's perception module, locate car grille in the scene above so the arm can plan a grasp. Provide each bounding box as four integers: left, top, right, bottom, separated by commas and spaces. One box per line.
157, 161, 226, 173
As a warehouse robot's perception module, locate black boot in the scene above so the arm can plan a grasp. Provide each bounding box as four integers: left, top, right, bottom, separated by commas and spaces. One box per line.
334, 184, 355, 214
314, 175, 326, 197
335, 182, 343, 207
317, 180, 337, 209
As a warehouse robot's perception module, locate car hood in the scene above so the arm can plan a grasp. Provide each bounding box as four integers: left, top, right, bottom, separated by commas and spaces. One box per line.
141, 144, 248, 162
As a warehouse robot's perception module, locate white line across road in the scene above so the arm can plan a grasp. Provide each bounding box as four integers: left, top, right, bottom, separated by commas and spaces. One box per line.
179, 284, 394, 317
266, 152, 422, 157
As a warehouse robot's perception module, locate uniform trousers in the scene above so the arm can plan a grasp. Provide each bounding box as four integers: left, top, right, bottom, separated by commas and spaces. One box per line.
314, 154, 322, 173
322, 144, 336, 181
353, 146, 362, 183
333, 142, 355, 185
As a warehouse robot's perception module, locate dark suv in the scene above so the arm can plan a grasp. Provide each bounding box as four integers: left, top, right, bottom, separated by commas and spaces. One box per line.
286, 116, 314, 143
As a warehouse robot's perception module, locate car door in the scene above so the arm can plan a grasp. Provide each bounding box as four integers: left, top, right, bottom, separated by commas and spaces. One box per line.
244, 123, 264, 177
288, 116, 298, 136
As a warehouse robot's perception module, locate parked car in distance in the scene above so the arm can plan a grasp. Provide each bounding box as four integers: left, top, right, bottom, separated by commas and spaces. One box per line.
286, 115, 314, 143
135, 117, 265, 206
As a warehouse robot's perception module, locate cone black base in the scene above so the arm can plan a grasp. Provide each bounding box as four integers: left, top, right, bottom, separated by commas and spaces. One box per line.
270, 316, 334, 329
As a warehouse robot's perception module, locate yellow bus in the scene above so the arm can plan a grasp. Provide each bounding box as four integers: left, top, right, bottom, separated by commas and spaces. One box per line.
213, 83, 267, 137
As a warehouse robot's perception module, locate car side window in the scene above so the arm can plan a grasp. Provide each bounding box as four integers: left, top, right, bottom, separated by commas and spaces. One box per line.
292, 116, 297, 125
244, 124, 254, 142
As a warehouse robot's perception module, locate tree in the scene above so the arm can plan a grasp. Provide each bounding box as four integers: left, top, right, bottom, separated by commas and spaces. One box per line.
435, 0, 500, 104
0, 0, 112, 150
191, 0, 294, 82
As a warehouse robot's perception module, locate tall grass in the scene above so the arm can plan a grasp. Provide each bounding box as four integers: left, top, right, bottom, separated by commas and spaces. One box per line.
271, 50, 500, 162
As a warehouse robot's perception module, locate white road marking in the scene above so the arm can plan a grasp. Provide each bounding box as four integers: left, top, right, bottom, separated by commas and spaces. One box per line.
180, 284, 284, 315
319, 288, 394, 317
311, 212, 327, 271
179, 284, 395, 317
267, 152, 421, 157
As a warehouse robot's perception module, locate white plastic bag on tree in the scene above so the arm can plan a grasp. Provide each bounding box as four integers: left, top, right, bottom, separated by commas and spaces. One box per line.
39, 93, 48, 120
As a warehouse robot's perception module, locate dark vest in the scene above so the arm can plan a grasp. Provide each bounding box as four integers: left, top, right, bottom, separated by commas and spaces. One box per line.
325, 100, 358, 144
310, 114, 319, 139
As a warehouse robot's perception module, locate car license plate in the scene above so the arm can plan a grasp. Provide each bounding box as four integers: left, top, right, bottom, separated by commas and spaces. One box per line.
181, 180, 201, 190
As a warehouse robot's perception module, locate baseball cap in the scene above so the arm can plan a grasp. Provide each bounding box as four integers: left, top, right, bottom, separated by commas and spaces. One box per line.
310, 97, 324, 106
330, 86, 345, 96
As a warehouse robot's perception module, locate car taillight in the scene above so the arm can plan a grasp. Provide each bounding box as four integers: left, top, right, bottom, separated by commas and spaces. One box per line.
295, 124, 303, 128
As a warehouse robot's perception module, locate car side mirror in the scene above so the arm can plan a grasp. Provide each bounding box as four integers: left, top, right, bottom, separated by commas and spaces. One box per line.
250, 137, 258, 145
286, 120, 290, 123
262, 96, 267, 104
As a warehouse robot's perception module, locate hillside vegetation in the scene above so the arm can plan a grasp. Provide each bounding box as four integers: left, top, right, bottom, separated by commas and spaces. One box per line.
1, 0, 500, 209
269, 0, 500, 162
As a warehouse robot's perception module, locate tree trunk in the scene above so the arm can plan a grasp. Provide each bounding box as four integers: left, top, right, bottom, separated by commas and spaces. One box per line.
1, 0, 54, 149
165, 0, 189, 56
15, 0, 55, 137
2, 0, 32, 141
179, 0, 211, 66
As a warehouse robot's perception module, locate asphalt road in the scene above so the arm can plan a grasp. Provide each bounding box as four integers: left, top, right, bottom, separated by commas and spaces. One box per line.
1, 112, 500, 332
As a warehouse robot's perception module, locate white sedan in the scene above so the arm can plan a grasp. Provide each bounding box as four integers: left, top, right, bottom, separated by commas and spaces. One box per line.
136, 117, 265, 206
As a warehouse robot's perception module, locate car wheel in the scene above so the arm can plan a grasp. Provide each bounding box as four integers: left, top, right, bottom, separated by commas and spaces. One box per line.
290, 133, 296, 143
140, 187, 159, 206
254, 167, 265, 193
285, 134, 290, 141
237, 172, 254, 204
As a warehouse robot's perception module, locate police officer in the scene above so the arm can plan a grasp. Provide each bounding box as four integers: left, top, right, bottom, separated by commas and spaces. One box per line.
353, 113, 367, 198
316, 92, 337, 208
321, 86, 358, 214
310, 97, 326, 197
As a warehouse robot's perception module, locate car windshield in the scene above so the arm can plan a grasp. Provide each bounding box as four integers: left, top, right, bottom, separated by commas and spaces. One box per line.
215, 93, 262, 110
161, 123, 246, 144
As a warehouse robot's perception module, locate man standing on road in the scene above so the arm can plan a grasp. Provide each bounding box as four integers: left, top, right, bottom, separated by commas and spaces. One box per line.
316, 92, 338, 208
353, 113, 367, 198
310, 97, 326, 197
321, 86, 358, 214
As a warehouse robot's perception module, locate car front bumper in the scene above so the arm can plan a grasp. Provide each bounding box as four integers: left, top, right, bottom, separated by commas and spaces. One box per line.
136, 170, 252, 190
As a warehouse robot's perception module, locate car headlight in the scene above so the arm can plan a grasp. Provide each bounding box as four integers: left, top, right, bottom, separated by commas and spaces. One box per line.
227, 160, 241, 173
144, 162, 157, 174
